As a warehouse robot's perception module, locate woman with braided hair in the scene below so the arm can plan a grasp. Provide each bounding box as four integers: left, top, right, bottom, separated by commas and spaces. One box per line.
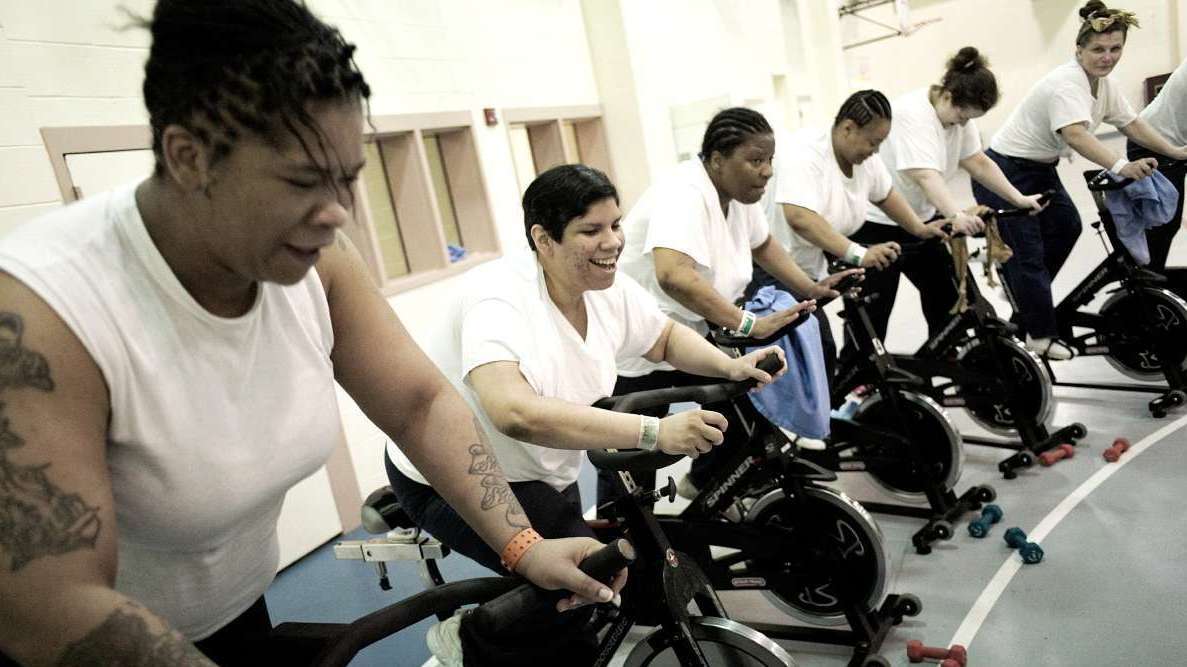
0, 1, 621, 665
853, 47, 1047, 348
768, 90, 951, 369
613, 107, 860, 500
973, 1, 1187, 360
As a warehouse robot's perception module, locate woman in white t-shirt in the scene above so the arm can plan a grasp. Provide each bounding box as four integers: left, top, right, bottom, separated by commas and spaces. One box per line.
1127, 56, 1187, 270
771, 90, 951, 367
974, 1, 1187, 359
856, 48, 1045, 345
615, 107, 859, 497
385, 164, 783, 665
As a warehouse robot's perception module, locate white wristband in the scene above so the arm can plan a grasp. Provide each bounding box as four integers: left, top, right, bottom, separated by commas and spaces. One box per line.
637, 415, 660, 451
734, 310, 757, 336
1110, 158, 1129, 175
844, 243, 867, 265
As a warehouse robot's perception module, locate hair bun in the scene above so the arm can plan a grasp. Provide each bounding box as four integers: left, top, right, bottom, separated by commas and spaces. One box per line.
948, 46, 986, 74
1079, 0, 1108, 19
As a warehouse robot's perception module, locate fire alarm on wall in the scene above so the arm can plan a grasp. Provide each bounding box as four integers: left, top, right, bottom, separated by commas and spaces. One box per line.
483, 108, 498, 126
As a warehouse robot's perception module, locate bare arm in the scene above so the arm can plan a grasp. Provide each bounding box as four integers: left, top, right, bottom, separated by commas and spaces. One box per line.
959, 152, 1037, 209
1117, 118, 1187, 161
652, 247, 750, 331
781, 203, 852, 258
318, 235, 618, 602
1061, 122, 1160, 180
873, 187, 943, 238
319, 235, 530, 550
750, 236, 828, 299
0, 274, 215, 666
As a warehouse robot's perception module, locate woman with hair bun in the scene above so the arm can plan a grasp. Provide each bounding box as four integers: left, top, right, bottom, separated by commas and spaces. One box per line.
854, 46, 1047, 348
973, 1, 1187, 360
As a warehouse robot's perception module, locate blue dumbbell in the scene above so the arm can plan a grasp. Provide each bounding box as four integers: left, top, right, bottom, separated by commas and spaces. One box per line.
1003, 527, 1044, 564
967, 504, 1003, 538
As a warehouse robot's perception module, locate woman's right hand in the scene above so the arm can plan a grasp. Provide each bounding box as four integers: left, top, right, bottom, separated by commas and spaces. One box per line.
1118, 157, 1157, 181
750, 300, 817, 340
657, 410, 727, 458
860, 242, 901, 269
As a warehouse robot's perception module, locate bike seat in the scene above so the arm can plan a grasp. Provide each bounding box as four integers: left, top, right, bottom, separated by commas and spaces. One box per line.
361, 486, 417, 534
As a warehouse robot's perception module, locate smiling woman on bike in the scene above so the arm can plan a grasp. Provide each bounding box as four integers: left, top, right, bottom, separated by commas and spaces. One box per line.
973, 0, 1187, 360
385, 164, 783, 665
0, 2, 620, 665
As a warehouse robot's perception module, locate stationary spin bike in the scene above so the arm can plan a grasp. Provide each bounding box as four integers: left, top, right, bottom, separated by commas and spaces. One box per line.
713, 278, 994, 553
834, 201, 1087, 480
1039, 167, 1187, 417
589, 354, 920, 667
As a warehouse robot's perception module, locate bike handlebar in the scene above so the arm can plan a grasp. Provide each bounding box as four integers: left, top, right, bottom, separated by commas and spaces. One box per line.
308, 540, 636, 666
467, 538, 636, 636
585, 354, 785, 473
1084, 161, 1184, 191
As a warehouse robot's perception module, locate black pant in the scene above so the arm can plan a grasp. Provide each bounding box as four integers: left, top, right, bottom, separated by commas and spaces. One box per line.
385, 458, 600, 666
839, 221, 960, 361
1126, 142, 1186, 270
194, 597, 285, 666
972, 149, 1082, 338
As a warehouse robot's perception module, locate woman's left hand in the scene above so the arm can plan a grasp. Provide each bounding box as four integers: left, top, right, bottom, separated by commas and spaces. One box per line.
813, 267, 864, 299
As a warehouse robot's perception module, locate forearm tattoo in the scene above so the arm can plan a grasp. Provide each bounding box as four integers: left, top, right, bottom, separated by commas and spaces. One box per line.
466, 418, 530, 530
0, 312, 101, 571
56, 601, 214, 666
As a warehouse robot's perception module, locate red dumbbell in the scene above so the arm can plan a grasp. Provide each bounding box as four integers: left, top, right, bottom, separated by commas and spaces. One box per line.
1103, 437, 1131, 463
907, 640, 968, 665
1039, 443, 1075, 466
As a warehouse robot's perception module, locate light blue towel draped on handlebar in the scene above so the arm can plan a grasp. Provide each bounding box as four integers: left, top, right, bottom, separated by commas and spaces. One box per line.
744, 285, 831, 439
1104, 169, 1179, 266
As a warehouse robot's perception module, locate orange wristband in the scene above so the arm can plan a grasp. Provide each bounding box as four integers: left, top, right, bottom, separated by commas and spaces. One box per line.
499, 528, 543, 573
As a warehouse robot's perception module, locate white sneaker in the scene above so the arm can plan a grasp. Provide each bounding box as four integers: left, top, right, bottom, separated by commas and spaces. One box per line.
425, 613, 465, 667
676, 474, 700, 500
1025, 335, 1073, 361
781, 428, 827, 451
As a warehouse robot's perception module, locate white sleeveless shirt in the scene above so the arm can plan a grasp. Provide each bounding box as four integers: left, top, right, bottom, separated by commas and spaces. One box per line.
0, 184, 342, 640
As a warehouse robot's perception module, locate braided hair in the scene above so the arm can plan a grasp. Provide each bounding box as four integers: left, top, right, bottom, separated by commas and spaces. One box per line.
833, 90, 892, 128
130, 0, 371, 179
699, 107, 773, 161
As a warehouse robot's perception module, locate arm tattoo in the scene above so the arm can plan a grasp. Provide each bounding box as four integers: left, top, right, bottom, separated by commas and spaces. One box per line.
0, 312, 102, 572
466, 418, 530, 530
56, 601, 215, 666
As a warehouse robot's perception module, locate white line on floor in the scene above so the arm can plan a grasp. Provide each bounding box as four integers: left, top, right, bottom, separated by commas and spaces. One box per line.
948, 412, 1187, 649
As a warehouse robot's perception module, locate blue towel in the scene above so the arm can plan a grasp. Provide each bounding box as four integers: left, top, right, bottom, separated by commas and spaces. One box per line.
1104, 170, 1179, 266
744, 286, 831, 439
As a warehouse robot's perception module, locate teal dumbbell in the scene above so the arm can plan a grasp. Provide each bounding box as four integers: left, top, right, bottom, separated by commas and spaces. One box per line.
1003, 527, 1044, 564
967, 504, 1003, 538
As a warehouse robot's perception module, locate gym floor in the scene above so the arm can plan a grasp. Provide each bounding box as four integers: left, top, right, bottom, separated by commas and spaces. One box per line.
266, 160, 1186, 666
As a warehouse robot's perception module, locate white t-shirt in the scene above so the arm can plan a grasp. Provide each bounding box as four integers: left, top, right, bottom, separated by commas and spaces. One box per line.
991, 59, 1137, 162
617, 159, 770, 375
867, 88, 982, 224
1140, 57, 1187, 148
388, 251, 667, 491
0, 184, 341, 640
774, 127, 893, 278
